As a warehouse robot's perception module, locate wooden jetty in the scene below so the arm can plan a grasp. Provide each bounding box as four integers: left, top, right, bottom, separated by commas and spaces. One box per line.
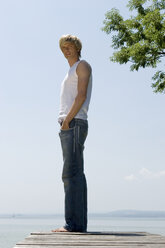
14, 231, 165, 248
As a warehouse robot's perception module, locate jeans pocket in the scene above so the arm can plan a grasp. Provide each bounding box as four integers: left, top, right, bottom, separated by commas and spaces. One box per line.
60, 127, 75, 132
59, 126, 75, 138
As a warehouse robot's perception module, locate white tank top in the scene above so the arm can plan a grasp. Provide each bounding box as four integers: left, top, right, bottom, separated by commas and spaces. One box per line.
58, 60, 92, 123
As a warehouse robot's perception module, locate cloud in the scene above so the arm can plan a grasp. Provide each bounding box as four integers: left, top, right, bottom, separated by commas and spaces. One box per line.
125, 168, 165, 181
156, 170, 165, 177
140, 168, 165, 179
124, 174, 137, 181
139, 168, 153, 178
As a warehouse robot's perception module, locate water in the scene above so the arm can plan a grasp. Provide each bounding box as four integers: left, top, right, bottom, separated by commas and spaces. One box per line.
1, 215, 165, 248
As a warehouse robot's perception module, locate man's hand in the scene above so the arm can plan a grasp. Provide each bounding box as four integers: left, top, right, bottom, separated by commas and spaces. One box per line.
61, 120, 70, 130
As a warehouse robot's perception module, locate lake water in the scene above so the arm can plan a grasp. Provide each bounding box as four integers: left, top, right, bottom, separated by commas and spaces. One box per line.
1, 215, 165, 248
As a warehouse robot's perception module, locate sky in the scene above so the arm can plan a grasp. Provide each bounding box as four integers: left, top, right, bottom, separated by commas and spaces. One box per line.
0, 0, 165, 214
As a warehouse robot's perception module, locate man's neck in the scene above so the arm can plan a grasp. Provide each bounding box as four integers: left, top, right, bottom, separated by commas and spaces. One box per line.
68, 57, 80, 67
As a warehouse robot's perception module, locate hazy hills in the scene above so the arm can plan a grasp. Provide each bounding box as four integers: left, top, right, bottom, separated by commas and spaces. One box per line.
1, 210, 165, 218
105, 210, 165, 218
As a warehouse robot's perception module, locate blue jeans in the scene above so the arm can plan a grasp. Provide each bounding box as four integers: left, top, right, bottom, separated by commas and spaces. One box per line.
59, 118, 88, 232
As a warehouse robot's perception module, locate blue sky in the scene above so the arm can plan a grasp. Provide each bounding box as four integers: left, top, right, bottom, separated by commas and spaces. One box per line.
0, 0, 165, 214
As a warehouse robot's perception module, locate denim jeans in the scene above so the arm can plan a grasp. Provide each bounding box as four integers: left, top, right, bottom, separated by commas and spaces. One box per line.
59, 118, 88, 232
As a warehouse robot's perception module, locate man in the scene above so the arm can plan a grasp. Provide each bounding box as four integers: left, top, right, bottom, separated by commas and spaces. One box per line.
52, 34, 92, 232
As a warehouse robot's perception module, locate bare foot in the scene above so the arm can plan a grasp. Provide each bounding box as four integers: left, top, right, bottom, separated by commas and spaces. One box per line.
52, 227, 69, 232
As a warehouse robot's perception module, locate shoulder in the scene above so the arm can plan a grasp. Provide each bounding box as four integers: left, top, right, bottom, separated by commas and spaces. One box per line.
77, 60, 92, 74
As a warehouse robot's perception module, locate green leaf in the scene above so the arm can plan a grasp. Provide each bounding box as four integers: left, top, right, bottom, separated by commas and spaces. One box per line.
102, 0, 165, 93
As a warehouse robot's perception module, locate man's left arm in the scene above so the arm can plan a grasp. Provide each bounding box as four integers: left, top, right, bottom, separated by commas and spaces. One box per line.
61, 61, 91, 130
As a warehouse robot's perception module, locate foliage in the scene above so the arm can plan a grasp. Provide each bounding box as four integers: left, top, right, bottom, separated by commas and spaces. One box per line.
102, 0, 165, 93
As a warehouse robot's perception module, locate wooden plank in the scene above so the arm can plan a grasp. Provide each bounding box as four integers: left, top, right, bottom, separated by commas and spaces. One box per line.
13, 231, 165, 248
16, 236, 165, 244
13, 245, 165, 248
24, 233, 163, 240
14, 246, 157, 248
13, 246, 165, 248
19, 240, 164, 245
30, 231, 149, 235
19, 235, 165, 243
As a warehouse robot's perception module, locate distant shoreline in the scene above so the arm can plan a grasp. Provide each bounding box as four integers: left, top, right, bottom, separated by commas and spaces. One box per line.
1, 210, 165, 218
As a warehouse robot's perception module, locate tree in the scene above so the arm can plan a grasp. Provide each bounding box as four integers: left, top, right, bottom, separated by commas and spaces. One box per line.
102, 0, 165, 93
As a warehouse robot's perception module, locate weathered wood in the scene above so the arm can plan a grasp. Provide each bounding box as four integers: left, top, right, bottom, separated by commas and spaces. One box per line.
13, 231, 165, 248
13, 246, 165, 248
12, 246, 165, 248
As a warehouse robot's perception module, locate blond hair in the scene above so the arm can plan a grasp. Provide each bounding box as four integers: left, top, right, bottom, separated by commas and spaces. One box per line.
59, 34, 82, 58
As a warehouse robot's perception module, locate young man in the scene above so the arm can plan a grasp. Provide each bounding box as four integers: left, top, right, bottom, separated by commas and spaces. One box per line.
52, 34, 92, 232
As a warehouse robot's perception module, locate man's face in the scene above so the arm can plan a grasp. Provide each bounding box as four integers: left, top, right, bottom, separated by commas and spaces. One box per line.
61, 42, 79, 60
